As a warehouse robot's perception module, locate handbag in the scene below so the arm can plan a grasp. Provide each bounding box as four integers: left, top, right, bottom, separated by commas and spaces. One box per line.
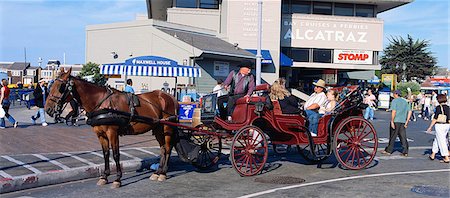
436, 105, 447, 123
0, 105, 5, 118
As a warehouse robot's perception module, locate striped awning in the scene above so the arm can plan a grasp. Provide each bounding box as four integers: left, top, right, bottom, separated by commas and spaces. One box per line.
100, 64, 201, 77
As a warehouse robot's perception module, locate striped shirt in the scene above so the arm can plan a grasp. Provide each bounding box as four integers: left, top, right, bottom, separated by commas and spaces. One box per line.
304, 92, 327, 111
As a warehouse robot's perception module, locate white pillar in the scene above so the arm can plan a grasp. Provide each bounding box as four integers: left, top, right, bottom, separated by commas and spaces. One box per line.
256, 0, 263, 85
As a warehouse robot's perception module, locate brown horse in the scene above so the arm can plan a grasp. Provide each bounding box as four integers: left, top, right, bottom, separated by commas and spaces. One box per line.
45, 68, 178, 188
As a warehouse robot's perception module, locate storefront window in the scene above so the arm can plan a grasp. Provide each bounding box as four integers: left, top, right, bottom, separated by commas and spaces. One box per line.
176, 0, 197, 8
356, 4, 375, 17
291, 48, 310, 62
334, 3, 354, 16
313, 2, 332, 15
282, 0, 291, 14
292, 0, 311, 14
200, 0, 219, 9
313, 49, 332, 63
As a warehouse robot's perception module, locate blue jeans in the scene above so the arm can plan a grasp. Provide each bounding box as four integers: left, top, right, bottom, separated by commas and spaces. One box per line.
364, 106, 374, 120
305, 110, 320, 135
1, 100, 16, 127
33, 108, 46, 123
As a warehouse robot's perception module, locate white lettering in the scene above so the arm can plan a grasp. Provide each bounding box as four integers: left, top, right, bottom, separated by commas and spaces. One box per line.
315, 31, 325, 41
346, 32, 356, 42
324, 31, 333, 41
283, 29, 292, 40
358, 32, 367, 43
305, 30, 314, 40
335, 31, 344, 41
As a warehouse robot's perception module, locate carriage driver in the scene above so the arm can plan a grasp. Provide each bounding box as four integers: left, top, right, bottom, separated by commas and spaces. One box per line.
304, 79, 327, 137
219, 61, 256, 121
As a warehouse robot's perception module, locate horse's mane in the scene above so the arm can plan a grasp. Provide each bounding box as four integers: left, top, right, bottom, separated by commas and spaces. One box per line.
70, 75, 121, 92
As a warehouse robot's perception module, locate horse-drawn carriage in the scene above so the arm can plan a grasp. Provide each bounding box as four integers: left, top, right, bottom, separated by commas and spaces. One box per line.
46, 68, 378, 188
173, 84, 378, 176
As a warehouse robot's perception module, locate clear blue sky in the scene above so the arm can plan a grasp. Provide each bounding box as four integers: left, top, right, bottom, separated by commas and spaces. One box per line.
0, 0, 449, 68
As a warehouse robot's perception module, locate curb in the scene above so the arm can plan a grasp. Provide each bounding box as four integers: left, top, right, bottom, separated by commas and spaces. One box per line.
0, 157, 156, 194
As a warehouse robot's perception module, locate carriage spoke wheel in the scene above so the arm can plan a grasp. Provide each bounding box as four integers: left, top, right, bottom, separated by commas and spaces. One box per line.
231, 126, 268, 177
191, 125, 222, 170
334, 117, 378, 170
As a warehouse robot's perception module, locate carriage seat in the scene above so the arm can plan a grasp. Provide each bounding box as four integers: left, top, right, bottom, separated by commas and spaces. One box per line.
254, 83, 270, 92
271, 100, 303, 116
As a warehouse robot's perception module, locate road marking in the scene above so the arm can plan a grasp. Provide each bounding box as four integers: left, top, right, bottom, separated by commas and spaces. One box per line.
32, 154, 70, 170
119, 151, 141, 161
0, 170, 13, 178
1, 156, 42, 174
89, 151, 103, 158
238, 169, 450, 198
60, 152, 96, 166
134, 148, 158, 156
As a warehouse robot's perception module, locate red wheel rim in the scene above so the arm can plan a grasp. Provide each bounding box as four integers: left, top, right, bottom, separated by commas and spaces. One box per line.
334, 117, 378, 170
231, 126, 268, 176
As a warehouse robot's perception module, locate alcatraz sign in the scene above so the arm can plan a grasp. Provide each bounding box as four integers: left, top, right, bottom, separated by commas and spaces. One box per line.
333, 50, 373, 65
281, 15, 383, 51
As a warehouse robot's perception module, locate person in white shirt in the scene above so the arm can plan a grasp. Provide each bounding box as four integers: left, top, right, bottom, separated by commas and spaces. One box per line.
212, 79, 224, 97
364, 89, 377, 121
304, 79, 327, 137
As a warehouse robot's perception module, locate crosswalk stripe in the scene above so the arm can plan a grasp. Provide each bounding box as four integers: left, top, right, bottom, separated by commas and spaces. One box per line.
0, 170, 13, 178
120, 151, 141, 161
32, 154, 70, 170
1, 156, 42, 174
60, 152, 96, 166
89, 151, 103, 158
134, 148, 158, 156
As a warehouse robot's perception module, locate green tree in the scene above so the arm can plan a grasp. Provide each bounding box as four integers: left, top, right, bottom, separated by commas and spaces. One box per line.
397, 82, 421, 97
380, 35, 437, 82
78, 62, 106, 85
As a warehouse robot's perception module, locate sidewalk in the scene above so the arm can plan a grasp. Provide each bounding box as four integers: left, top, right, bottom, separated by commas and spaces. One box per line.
0, 105, 164, 193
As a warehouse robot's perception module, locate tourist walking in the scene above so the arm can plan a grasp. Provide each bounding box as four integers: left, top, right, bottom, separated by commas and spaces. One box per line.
0, 79, 18, 129
426, 94, 450, 163
31, 79, 48, 126
364, 89, 376, 121
381, 90, 412, 157
124, 79, 135, 93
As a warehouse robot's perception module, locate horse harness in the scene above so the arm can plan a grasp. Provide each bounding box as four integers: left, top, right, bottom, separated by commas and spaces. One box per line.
51, 76, 175, 129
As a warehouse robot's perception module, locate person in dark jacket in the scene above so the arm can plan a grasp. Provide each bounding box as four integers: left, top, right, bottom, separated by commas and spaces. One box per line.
31, 78, 48, 126
269, 78, 299, 114
65, 98, 79, 126
220, 61, 256, 121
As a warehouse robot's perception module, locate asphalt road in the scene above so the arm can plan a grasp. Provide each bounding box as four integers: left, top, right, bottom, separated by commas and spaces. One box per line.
3, 148, 449, 198
1, 106, 449, 197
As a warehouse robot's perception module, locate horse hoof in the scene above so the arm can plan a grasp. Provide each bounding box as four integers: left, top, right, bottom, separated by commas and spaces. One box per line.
111, 181, 121, 189
97, 179, 108, 186
149, 173, 159, 181
157, 175, 167, 182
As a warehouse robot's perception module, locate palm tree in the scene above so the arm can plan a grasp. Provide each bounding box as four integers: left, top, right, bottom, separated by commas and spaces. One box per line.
380, 35, 437, 82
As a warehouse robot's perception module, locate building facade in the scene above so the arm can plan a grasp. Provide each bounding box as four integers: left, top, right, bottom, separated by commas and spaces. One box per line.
87, 0, 411, 95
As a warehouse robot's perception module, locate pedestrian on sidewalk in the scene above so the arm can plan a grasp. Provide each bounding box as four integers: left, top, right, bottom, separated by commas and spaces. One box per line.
65, 98, 79, 126
426, 94, 450, 163
0, 79, 18, 129
363, 89, 376, 121
31, 78, 48, 126
381, 90, 412, 157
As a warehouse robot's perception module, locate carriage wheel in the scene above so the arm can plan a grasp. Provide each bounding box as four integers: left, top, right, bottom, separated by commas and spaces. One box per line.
191, 124, 222, 170
231, 125, 268, 177
333, 117, 378, 170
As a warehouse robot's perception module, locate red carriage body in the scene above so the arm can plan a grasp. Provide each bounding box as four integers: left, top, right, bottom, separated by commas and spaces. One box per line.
175, 84, 378, 176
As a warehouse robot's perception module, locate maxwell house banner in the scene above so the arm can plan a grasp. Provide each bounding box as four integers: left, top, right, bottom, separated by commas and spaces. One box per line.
333, 50, 373, 64
125, 56, 178, 67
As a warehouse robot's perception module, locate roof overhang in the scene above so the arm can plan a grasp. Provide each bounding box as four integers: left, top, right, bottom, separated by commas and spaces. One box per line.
314, 0, 413, 13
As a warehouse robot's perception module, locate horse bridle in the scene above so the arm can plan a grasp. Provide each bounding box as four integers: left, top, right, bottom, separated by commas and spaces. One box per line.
48, 77, 75, 113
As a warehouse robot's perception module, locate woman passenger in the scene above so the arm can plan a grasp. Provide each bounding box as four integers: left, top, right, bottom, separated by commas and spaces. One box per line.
320, 89, 338, 115
269, 78, 299, 114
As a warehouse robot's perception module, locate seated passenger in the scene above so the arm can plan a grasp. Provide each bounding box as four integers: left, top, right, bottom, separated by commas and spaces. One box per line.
269, 78, 299, 114
304, 79, 327, 137
320, 89, 338, 115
